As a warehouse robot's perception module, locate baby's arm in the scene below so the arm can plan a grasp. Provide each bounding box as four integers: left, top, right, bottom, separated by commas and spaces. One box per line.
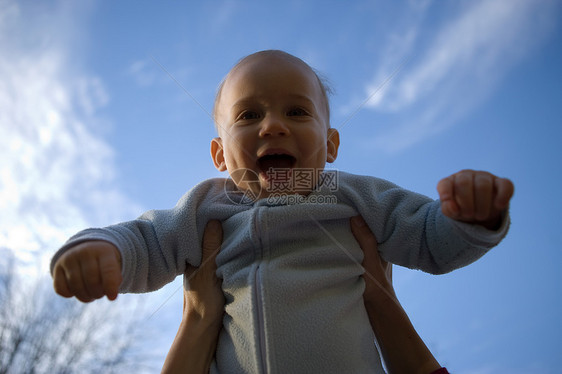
52, 240, 122, 302
50, 179, 226, 296
437, 170, 514, 230
345, 170, 512, 274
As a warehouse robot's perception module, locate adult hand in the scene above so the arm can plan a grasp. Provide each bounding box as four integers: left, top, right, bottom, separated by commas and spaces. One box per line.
183, 220, 225, 324
351, 216, 443, 374
350, 216, 395, 303
161, 220, 225, 374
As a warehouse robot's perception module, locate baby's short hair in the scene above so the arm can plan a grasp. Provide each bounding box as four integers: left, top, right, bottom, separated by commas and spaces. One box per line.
212, 50, 332, 131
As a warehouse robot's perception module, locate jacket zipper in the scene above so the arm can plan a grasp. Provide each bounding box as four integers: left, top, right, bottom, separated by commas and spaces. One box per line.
255, 264, 267, 373
255, 206, 268, 373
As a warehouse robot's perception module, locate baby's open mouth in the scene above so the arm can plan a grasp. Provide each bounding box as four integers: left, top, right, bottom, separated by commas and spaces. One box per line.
257, 154, 296, 173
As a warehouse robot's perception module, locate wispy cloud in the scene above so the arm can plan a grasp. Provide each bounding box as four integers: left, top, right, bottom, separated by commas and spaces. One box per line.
128, 59, 160, 87
0, 1, 141, 274
76, 77, 110, 115
357, 0, 558, 152
212, 0, 238, 31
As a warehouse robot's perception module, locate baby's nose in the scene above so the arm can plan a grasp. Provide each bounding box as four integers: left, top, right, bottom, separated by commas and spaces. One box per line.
259, 115, 290, 137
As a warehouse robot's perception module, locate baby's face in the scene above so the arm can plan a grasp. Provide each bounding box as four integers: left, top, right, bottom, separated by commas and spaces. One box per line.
211, 54, 339, 198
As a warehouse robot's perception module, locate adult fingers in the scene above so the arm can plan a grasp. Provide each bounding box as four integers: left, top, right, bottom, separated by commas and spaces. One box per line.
351, 216, 396, 300
184, 220, 223, 291
201, 220, 223, 264
350, 216, 378, 257
350, 216, 383, 280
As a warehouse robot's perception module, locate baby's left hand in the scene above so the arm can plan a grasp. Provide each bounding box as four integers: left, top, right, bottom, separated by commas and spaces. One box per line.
437, 170, 514, 230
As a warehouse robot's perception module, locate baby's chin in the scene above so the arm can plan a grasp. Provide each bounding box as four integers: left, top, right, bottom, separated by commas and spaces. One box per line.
231, 179, 313, 202
228, 166, 321, 201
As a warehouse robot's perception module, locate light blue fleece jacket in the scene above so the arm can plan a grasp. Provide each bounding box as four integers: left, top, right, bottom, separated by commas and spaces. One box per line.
50, 171, 509, 373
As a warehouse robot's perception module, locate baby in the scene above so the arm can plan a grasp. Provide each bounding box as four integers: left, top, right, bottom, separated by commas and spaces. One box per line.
51, 50, 514, 373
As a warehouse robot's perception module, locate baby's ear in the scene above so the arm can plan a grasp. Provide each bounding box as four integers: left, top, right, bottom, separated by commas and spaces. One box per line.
210, 137, 227, 171
326, 128, 340, 163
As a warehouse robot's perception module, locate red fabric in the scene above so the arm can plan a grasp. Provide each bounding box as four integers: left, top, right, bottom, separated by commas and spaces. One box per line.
430, 369, 449, 374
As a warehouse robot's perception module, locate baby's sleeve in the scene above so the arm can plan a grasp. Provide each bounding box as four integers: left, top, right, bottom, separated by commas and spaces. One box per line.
49, 178, 225, 293
339, 173, 510, 274
400, 199, 510, 274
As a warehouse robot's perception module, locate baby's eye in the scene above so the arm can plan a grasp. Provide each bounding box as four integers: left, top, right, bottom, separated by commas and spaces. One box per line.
238, 111, 261, 121
286, 107, 309, 117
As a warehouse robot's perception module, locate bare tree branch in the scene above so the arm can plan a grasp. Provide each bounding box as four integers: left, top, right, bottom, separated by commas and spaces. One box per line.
0, 248, 157, 374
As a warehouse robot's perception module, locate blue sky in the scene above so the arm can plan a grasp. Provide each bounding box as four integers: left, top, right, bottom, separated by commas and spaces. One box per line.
1, 0, 561, 372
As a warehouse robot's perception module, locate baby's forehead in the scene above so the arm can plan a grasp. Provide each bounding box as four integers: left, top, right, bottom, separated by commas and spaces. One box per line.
232, 53, 316, 82
214, 50, 331, 127
236, 50, 309, 68
226, 57, 322, 104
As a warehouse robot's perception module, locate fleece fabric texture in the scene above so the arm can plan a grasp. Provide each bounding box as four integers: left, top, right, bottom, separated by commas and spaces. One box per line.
50, 171, 509, 374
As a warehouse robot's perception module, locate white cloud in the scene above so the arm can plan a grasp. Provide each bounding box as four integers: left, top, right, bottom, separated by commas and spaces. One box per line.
76, 77, 110, 116
0, 1, 141, 275
128, 59, 159, 87
357, 0, 558, 152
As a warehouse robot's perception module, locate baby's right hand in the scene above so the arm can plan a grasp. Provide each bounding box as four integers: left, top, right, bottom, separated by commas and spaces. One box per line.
52, 241, 123, 302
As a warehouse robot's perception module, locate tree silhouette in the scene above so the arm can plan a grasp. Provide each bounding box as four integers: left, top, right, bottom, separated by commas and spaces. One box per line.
0, 249, 158, 374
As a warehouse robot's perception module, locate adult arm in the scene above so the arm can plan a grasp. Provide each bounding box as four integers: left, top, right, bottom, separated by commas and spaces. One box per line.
351, 216, 446, 374
161, 220, 224, 374
163, 217, 448, 374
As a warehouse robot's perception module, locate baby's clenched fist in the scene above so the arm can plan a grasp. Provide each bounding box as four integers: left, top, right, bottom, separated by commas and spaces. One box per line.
52, 240, 122, 303
437, 170, 514, 230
